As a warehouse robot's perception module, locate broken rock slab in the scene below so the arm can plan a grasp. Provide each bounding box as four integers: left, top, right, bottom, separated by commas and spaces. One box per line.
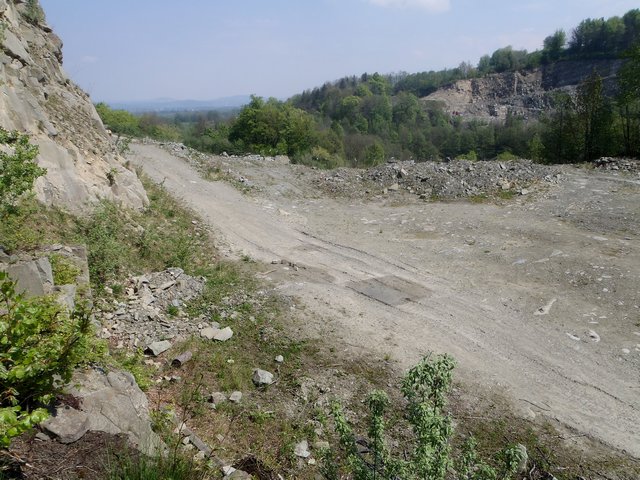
145, 340, 172, 356
41, 405, 90, 444
200, 326, 234, 342
5, 258, 54, 297
64, 368, 163, 456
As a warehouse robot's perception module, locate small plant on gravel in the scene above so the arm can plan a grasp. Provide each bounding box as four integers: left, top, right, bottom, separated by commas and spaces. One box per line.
327, 353, 525, 480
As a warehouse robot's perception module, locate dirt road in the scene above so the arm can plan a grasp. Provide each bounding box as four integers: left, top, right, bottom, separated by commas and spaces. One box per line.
130, 143, 640, 458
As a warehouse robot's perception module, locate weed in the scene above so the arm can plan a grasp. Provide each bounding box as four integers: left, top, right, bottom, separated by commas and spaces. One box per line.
105, 449, 206, 480
48, 253, 81, 285
328, 353, 524, 480
166, 305, 180, 317
110, 283, 124, 296
469, 193, 488, 203
111, 349, 154, 391
22, 0, 45, 25
497, 189, 516, 200
106, 168, 118, 186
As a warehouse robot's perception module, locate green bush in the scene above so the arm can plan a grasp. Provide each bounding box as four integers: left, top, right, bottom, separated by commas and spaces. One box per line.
0, 272, 95, 446
328, 354, 525, 479
22, 0, 45, 25
495, 151, 520, 161
48, 253, 81, 285
0, 127, 45, 215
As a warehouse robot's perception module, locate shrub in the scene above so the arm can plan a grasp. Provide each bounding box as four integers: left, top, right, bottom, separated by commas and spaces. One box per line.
328, 353, 525, 479
0, 272, 95, 446
495, 151, 520, 161
0, 127, 45, 215
22, 0, 45, 25
48, 253, 81, 285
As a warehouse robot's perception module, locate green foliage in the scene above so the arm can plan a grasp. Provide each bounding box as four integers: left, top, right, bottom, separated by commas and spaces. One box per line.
495, 151, 519, 161
0, 128, 45, 215
542, 30, 566, 63
576, 71, 615, 161
0, 272, 95, 445
95, 102, 141, 136
328, 354, 523, 480
617, 43, 640, 156
48, 253, 81, 285
229, 95, 319, 158
22, 0, 45, 25
0, 406, 48, 448
105, 450, 206, 480
457, 150, 478, 161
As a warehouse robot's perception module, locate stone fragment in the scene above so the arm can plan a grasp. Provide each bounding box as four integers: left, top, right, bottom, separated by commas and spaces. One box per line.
294, 440, 311, 458
213, 327, 234, 341
209, 392, 227, 405
41, 406, 90, 443
275, 355, 284, 363
145, 340, 172, 356
229, 391, 243, 403
252, 369, 274, 386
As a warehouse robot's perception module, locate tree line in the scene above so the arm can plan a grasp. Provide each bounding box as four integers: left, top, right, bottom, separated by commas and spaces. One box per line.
97, 9, 640, 167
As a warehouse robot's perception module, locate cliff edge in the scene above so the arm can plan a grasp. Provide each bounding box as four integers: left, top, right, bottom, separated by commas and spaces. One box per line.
0, 0, 148, 211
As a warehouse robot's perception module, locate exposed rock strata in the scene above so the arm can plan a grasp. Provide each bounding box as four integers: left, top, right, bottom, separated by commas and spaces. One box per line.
0, 0, 148, 211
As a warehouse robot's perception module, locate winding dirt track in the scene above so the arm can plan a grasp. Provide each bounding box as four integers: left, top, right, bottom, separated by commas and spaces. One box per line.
130, 144, 640, 458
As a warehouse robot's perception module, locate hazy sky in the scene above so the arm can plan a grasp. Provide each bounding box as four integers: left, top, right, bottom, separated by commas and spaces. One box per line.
40, 0, 639, 102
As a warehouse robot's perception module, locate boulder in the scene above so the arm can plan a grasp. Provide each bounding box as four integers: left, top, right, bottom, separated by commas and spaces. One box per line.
64, 368, 163, 456
41, 406, 90, 444
252, 369, 274, 386
5, 258, 53, 297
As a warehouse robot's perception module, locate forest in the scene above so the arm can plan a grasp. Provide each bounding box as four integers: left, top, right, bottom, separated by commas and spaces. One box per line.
97, 9, 640, 168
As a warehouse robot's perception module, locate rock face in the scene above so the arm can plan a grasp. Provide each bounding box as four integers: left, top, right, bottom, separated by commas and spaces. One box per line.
0, 0, 148, 211
424, 58, 623, 121
42, 368, 163, 456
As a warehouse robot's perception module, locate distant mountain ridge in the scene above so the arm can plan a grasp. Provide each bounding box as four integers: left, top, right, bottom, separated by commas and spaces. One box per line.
108, 95, 251, 113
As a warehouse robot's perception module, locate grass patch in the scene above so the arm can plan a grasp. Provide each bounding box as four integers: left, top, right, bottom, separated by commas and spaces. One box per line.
496, 189, 517, 200
469, 193, 489, 203
0, 175, 215, 292
104, 448, 207, 480
48, 252, 81, 285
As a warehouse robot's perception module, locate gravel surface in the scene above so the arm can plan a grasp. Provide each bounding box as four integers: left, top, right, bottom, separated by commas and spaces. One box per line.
130, 143, 640, 460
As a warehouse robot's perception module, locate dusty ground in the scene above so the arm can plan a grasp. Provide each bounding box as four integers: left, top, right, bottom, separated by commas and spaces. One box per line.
129, 144, 640, 461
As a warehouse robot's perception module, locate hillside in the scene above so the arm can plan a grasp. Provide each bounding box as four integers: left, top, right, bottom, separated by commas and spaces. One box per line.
0, 0, 147, 211
424, 58, 624, 121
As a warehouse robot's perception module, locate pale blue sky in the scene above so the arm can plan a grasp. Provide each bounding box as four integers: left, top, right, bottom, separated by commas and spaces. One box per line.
40, 0, 639, 102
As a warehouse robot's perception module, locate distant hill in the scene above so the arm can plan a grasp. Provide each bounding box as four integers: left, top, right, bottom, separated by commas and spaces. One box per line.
107, 95, 251, 113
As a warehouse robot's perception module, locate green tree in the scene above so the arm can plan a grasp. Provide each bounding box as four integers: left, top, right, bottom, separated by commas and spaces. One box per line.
617, 43, 640, 156
541, 92, 582, 163
542, 30, 566, 63
95, 102, 141, 136
0, 128, 45, 215
576, 71, 614, 161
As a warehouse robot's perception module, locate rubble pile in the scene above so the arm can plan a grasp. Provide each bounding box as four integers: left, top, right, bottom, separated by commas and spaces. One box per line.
594, 157, 640, 174
315, 159, 560, 199
97, 268, 207, 349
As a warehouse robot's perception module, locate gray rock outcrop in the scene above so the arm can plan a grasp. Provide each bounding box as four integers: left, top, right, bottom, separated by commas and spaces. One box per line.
424, 58, 623, 121
42, 368, 163, 456
0, 0, 148, 211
